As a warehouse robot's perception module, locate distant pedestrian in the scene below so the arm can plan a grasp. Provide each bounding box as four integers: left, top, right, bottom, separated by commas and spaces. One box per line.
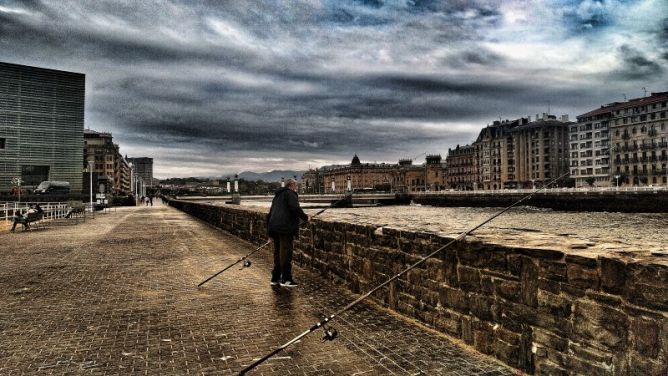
149, 195, 153, 206
266, 178, 309, 287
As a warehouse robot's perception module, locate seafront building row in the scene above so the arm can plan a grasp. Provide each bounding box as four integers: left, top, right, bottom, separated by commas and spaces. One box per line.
2, 61, 666, 193
0, 61, 153, 195
304, 91, 668, 192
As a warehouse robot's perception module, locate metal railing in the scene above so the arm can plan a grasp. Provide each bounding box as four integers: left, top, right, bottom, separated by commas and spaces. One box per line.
1, 201, 92, 225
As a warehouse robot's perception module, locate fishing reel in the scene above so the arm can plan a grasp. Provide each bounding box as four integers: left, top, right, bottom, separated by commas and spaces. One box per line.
321, 325, 338, 342
239, 259, 252, 270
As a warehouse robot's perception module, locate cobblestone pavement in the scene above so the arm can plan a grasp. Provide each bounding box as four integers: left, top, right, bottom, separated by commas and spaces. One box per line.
0, 204, 517, 375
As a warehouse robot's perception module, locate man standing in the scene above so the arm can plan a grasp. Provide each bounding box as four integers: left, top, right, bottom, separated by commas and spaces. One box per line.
266, 178, 309, 287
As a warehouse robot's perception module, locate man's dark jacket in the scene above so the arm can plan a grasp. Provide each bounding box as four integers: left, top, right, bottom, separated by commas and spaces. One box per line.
267, 187, 308, 236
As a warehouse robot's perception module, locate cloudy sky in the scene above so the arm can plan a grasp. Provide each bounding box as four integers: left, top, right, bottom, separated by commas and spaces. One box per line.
1, 0, 667, 178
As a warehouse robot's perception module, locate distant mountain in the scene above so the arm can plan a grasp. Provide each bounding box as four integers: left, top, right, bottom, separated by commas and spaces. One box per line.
238, 170, 305, 183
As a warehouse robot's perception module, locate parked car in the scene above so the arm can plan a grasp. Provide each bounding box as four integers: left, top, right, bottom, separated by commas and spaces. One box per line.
34, 181, 71, 194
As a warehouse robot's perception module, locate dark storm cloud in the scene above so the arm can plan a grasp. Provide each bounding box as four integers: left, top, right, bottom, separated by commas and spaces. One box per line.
0, 0, 666, 176
616, 45, 664, 80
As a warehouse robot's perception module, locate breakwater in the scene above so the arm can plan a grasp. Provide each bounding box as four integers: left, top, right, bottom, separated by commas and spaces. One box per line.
167, 199, 668, 375
411, 190, 668, 212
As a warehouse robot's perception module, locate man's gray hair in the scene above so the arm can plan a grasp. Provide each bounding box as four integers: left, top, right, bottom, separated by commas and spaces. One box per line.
286, 178, 298, 186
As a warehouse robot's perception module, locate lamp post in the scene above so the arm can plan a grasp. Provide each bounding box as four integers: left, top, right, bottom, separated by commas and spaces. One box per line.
88, 160, 94, 212
234, 174, 239, 193
347, 175, 351, 192
614, 174, 620, 189
226, 177, 231, 194
129, 162, 134, 196
531, 179, 535, 191
281, 177, 285, 188
331, 177, 335, 193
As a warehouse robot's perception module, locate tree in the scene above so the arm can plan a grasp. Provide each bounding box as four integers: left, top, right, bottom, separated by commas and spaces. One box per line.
585, 177, 596, 187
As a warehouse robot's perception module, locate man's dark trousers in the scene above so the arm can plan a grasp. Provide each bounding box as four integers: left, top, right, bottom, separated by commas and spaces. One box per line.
271, 234, 294, 283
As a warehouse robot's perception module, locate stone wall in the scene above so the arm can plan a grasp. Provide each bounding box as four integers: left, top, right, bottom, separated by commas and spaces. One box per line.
167, 199, 668, 375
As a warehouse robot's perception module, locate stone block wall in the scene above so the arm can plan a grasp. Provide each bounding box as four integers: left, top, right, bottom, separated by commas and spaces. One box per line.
167, 199, 668, 375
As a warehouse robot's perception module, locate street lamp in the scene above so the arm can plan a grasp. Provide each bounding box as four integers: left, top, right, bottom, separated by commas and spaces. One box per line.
531, 179, 535, 190
614, 174, 620, 189
88, 160, 94, 212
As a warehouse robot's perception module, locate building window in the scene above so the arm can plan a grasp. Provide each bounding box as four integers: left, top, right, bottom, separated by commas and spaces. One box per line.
0, 138, 5, 149
21, 165, 50, 185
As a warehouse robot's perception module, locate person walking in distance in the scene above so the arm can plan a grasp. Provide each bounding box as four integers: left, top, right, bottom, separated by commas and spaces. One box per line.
266, 178, 309, 287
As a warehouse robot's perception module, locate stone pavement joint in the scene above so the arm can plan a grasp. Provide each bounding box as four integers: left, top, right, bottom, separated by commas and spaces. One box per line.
0, 204, 517, 375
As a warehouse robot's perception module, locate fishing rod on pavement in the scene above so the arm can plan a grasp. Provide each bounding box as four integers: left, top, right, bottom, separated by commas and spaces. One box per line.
197, 194, 352, 287
237, 172, 570, 375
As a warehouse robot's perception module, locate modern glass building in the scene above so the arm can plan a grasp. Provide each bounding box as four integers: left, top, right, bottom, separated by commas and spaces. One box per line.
0, 62, 85, 193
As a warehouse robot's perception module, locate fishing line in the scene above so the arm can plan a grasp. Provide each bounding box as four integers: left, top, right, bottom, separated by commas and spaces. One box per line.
238, 171, 570, 375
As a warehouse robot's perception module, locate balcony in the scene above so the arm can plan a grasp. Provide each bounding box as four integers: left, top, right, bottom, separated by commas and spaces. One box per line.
641, 143, 657, 150
659, 142, 668, 148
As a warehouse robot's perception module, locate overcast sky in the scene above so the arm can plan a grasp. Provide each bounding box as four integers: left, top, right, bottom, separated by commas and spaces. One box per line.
1, 0, 667, 178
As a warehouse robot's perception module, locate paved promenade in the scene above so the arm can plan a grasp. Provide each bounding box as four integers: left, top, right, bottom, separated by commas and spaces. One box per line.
0, 204, 516, 375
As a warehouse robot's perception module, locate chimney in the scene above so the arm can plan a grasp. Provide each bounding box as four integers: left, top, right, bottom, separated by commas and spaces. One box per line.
542, 112, 548, 120
527, 115, 532, 123
561, 114, 569, 122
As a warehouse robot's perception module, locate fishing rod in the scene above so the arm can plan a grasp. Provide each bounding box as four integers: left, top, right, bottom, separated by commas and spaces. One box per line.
237, 172, 570, 375
197, 194, 351, 287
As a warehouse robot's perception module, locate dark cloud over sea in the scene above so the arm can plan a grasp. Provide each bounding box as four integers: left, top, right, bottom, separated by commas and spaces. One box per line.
1, 0, 667, 177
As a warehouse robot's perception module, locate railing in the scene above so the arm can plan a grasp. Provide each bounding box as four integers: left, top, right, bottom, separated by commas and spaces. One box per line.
1, 201, 86, 225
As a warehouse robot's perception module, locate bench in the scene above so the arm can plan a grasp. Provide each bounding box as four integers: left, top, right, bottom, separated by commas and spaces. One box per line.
65, 202, 86, 222
12, 211, 44, 231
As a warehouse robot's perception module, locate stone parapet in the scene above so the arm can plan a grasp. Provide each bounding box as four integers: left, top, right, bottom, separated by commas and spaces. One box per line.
166, 199, 668, 375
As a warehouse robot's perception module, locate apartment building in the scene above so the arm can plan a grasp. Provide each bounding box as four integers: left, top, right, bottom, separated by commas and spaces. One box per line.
572, 107, 612, 187
608, 92, 668, 186
127, 157, 154, 187
446, 144, 476, 190
512, 115, 572, 188
472, 118, 529, 190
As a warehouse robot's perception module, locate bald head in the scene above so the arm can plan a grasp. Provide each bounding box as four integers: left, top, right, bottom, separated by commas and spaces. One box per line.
286, 178, 298, 191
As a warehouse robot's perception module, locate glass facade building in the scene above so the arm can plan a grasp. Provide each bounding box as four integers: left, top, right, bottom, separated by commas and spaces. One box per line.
0, 62, 85, 193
